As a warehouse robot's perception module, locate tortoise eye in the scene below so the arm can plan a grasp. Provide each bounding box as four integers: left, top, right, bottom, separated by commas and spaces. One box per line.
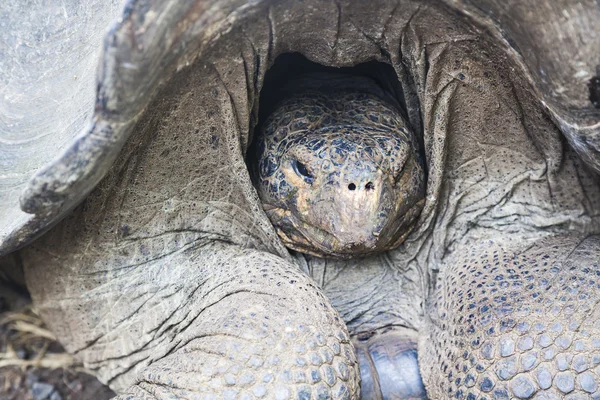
293, 160, 313, 182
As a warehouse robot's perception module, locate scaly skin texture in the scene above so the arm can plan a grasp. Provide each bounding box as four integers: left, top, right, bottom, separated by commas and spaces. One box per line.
25, 238, 360, 399
256, 74, 425, 259
422, 235, 600, 399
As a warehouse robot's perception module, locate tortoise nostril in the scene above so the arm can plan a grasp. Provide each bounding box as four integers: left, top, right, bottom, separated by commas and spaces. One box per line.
365, 182, 374, 191
348, 183, 356, 191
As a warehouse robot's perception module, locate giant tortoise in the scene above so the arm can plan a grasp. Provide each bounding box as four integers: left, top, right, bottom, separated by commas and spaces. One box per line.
1, 0, 600, 398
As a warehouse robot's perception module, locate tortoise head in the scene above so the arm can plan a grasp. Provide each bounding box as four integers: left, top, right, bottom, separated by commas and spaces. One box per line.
256, 90, 425, 259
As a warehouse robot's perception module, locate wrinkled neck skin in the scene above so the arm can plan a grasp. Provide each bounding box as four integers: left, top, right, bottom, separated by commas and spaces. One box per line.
256, 73, 429, 330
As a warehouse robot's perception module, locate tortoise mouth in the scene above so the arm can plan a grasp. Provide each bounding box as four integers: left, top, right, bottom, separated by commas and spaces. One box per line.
266, 199, 424, 260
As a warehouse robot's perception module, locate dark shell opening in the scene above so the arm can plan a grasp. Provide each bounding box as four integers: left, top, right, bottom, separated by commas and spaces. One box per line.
246, 52, 427, 187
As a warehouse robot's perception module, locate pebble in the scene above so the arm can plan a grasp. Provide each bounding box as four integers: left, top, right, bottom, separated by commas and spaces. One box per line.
50, 391, 63, 400
31, 382, 55, 400
30, 382, 61, 400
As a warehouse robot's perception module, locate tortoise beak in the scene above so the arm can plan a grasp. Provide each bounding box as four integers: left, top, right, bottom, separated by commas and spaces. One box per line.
299, 165, 398, 254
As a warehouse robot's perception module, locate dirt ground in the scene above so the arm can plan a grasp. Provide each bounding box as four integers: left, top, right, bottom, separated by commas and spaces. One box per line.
0, 283, 115, 400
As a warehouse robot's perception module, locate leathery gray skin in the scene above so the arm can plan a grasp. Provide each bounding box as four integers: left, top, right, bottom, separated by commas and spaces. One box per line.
2, 0, 600, 399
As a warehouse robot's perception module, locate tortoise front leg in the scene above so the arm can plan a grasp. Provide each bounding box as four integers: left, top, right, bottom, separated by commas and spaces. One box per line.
22, 242, 359, 399
421, 234, 600, 399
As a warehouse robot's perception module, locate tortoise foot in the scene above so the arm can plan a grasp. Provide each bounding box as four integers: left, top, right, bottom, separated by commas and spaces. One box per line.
353, 328, 427, 399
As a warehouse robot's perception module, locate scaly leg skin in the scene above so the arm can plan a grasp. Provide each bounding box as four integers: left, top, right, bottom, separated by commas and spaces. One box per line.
421, 234, 600, 399
23, 242, 359, 400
